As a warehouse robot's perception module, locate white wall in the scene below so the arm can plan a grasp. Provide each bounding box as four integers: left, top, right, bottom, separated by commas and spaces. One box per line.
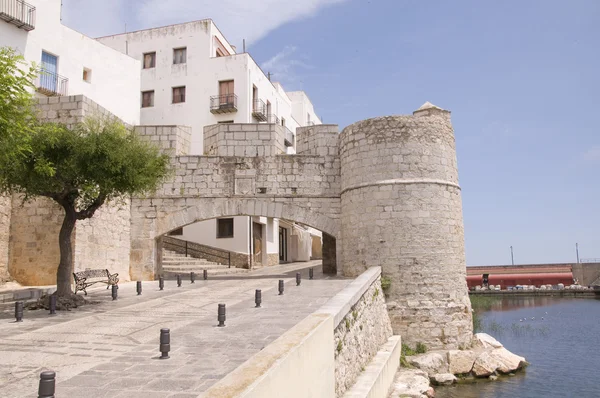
287, 91, 322, 127
181, 216, 249, 253
97, 20, 310, 155
0, 0, 140, 125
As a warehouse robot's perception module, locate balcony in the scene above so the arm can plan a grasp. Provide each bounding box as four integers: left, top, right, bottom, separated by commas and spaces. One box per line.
35, 69, 68, 97
0, 0, 35, 31
266, 114, 280, 125
284, 127, 294, 147
252, 99, 267, 121
210, 94, 238, 114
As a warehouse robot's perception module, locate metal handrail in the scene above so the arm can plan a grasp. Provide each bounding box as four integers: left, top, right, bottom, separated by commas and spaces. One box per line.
35, 68, 68, 96
253, 99, 266, 114
0, 0, 36, 30
283, 126, 294, 147
267, 114, 280, 124
163, 236, 232, 268
210, 93, 237, 110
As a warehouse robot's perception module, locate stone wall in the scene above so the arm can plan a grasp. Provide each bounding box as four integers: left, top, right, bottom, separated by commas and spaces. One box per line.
203, 123, 287, 156
296, 124, 339, 156
134, 125, 191, 156
339, 104, 472, 350
36, 95, 113, 127
0, 195, 12, 283
333, 273, 392, 397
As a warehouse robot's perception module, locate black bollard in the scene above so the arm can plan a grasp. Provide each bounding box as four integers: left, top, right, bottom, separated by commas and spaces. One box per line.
15, 301, 23, 322
159, 328, 170, 359
49, 295, 56, 316
38, 370, 56, 398
296, 272, 301, 286
190, 272, 195, 284
309, 267, 314, 280
203, 269, 208, 280
255, 289, 262, 308
159, 276, 164, 291
278, 280, 284, 295
111, 284, 118, 300
177, 274, 182, 287
218, 303, 226, 327
136, 281, 142, 295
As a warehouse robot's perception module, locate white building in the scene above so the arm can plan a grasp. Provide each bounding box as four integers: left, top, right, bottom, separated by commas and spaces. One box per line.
0, 0, 141, 125
98, 19, 324, 268
96, 19, 321, 155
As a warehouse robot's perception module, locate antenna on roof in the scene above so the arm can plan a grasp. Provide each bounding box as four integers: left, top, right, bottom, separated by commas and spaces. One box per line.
267, 72, 273, 81
243, 39, 246, 53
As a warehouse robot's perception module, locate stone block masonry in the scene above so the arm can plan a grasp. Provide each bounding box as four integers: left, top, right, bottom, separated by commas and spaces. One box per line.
0, 195, 12, 282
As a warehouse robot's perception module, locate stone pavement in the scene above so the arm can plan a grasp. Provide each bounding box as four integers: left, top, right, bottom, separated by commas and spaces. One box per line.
0, 261, 350, 397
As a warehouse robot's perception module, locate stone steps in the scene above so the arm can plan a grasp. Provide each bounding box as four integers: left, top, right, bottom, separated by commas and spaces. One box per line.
162, 268, 248, 277
343, 335, 402, 398
161, 249, 246, 277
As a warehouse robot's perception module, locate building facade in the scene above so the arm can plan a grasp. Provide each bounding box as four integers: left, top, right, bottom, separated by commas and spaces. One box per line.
0, 0, 140, 125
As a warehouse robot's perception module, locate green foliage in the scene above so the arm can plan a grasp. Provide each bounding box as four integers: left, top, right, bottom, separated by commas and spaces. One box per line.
415, 342, 428, 354
352, 310, 358, 320
336, 340, 343, 353
345, 318, 351, 329
401, 343, 416, 357
0, 47, 37, 172
1, 116, 171, 212
373, 287, 379, 299
380, 275, 392, 291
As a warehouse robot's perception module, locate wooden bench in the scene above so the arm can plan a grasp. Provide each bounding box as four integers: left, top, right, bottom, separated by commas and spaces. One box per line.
73, 269, 119, 295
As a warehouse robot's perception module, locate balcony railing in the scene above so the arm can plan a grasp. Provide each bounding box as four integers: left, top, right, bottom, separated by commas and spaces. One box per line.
252, 99, 267, 121
0, 0, 35, 31
284, 127, 294, 147
210, 94, 238, 114
35, 69, 68, 97
266, 114, 280, 125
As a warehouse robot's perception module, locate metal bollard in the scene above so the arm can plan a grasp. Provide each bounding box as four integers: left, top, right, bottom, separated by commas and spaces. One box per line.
203, 269, 208, 280
296, 272, 301, 286
49, 295, 56, 315
15, 301, 23, 322
111, 284, 118, 300
159, 276, 164, 290
177, 274, 182, 287
190, 272, 195, 284
38, 370, 56, 398
255, 289, 262, 308
309, 268, 314, 280
218, 304, 226, 327
278, 280, 284, 295
159, 328, 170, 359
136, 281, 142, 295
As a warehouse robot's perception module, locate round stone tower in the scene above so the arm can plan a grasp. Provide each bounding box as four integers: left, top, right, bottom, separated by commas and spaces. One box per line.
339, 102, 472, 349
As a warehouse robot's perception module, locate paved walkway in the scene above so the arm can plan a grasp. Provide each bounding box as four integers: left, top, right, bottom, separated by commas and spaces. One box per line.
0, 261, 350, 397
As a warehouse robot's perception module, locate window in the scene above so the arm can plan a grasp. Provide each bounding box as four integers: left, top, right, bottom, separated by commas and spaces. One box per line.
143, 52, 156, 69
168, 228, 183, 236
214, 36, 230, 57
281, 117, 285, 126
218, 120, 234, 124
82, 67, 92, 83
217, 218, 234, 238
172, 86, 186, 104
219, 80, 234, 104
173, 47, 187, 64
141, 90, 154, 108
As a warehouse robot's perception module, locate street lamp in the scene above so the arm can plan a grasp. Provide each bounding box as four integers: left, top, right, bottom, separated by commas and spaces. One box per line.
510, 246, 514, 266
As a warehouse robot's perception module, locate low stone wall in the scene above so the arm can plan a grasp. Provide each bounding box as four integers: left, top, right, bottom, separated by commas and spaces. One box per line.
203, 267, 392, 398
0, 195, 12, 283
327, 268, 393, 396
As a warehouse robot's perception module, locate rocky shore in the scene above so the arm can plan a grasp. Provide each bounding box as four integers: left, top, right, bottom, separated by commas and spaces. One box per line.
389, 333, 528, 397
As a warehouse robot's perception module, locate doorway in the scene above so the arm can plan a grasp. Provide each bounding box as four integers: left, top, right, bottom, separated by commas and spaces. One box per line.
279, 226, 288, 263
253, 222, 263, 266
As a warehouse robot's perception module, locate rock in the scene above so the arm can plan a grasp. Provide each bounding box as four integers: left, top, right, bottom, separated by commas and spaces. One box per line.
472, 351, 502, 377
408, 352, 448, 376
489, 347, 528, 374
389, 368, 432, 398
431, 373, 457, 386
426, 387, 436, 397
447, 350, 477, 374
489, 375, 498, 381
472, 333, 503, 349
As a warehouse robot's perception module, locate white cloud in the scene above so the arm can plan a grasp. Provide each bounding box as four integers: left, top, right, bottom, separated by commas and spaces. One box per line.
62, 0, 347, 45
583, 146, 600, 163
261, 46, 313, 87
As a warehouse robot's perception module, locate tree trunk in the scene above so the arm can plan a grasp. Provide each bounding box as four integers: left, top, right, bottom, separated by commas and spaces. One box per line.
56, 209, 77, 297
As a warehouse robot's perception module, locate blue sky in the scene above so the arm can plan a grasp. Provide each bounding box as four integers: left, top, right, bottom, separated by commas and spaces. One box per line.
64, 0, 599, 266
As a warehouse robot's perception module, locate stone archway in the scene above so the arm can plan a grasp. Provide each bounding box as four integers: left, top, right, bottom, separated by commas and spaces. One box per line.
130, 197, 340, 280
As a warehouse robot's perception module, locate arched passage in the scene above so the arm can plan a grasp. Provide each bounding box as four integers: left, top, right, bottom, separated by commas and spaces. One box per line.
130, 197, 340, 280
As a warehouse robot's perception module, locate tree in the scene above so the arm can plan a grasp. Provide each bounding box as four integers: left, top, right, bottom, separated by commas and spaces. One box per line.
0, 47, 37, 170
1, 117, 171, 299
